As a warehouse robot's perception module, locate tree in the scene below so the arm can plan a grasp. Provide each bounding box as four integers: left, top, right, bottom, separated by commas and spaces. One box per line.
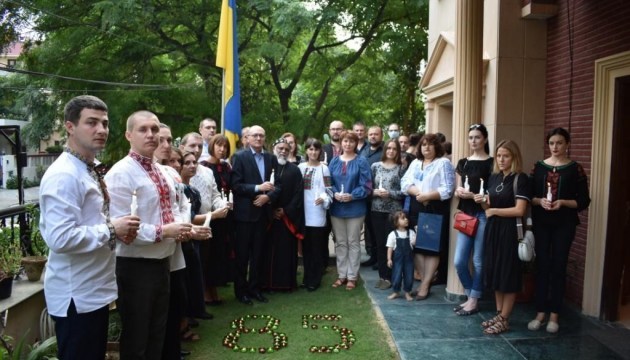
5, 0, 428, 160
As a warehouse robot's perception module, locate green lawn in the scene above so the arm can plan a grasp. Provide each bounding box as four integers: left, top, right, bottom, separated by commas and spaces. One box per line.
185, 268, 399, 360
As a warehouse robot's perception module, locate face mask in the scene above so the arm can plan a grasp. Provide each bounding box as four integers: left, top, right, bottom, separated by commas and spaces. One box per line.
388, 130, 400, 139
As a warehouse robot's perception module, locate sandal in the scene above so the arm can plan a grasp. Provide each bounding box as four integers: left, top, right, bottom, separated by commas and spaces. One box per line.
346, 280, 357, 290
181, 327, 200, 342
481, 313, 503, 328
483, 315, 509, 335
332, 278, 347, 288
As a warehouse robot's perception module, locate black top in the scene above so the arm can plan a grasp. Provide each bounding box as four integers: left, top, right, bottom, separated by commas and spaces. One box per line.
529, 160, 590, 225
456, 157, 494, 215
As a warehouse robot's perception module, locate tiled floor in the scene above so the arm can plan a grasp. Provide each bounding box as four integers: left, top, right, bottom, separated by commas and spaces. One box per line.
360, 268, 630, 360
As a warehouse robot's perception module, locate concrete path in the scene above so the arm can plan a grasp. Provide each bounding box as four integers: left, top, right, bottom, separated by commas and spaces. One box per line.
0, 187, 39, 209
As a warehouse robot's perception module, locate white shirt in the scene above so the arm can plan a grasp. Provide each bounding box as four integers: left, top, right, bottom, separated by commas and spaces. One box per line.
298, 163, 332, 227
40, 152, 116, 316
401, 157, 455, 200
386, 229, 416, 251
199, 141, 210, 163
105, 154, 177, 259
162, 165, 186, 271
190, 165, 227, 214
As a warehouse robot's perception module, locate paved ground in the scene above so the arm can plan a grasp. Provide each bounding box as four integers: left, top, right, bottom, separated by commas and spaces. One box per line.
0, 187, 39, 209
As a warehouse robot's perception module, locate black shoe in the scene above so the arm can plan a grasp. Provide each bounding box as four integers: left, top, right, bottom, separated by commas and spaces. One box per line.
181, 349, 191, 356
238, 295, 253, 305
187, 318, 199, 328
306, 285, 318, 292
252, 293, 269, 303
196, 312, 213, 320
361, 258, 376, 267
371, 264, 378, 270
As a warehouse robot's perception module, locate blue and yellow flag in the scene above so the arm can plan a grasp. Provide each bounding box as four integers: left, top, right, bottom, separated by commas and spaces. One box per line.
216, 0, 242, 157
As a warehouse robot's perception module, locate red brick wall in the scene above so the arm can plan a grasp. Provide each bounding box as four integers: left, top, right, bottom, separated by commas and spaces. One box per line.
545, 0, 630, 306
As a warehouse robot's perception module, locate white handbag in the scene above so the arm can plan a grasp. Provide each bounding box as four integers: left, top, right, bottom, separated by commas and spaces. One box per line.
518, 229, 535, 262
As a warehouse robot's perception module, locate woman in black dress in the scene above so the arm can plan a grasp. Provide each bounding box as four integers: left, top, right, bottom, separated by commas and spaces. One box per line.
527, 128, 590, 333
474, 139, 530, 335
199, 134, 234, 304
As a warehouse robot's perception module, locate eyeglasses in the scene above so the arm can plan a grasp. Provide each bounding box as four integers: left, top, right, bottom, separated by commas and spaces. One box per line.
469, 124, 482, 130
250, 134, 265, 138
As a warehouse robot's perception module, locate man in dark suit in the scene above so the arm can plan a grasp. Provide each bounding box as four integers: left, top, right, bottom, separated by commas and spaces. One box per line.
322, 120, 344, 164
230, 125, 281, 305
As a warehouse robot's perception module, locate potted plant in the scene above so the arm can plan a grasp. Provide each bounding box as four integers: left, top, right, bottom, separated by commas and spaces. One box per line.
21, 204, 48, 282
0, 227, 23, 299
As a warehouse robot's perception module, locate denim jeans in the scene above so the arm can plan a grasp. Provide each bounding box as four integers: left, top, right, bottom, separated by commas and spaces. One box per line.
453, 212, 487, 299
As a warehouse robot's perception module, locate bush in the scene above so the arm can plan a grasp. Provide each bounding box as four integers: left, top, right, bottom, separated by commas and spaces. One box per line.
45, 145, 63, 154
5, 176, 40, 189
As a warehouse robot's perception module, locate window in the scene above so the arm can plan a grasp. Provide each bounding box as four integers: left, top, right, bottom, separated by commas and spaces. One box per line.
7, 59, 17, 68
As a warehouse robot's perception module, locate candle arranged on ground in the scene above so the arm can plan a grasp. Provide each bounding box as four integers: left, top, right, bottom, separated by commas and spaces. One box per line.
130, 190, 138, 216
546, 182, 553, 201
478, 178, 484, 195
464, 176, 470, 192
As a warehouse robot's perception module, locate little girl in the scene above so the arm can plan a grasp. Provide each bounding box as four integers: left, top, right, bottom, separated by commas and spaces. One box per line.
387, 211, 416, 301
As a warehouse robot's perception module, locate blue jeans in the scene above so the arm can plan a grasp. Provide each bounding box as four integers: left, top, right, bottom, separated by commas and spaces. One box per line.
453, 212, 487, 299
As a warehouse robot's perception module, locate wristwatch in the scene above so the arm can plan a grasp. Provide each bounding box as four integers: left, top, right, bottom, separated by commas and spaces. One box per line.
106, 221, 117, 250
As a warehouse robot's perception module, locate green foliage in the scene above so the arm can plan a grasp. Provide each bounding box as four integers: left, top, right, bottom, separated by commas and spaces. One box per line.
44, 145, 62, 154
0, 226, 22, 280
25, 204, 48, 257
0, 331, 58, 360
4, 176, 40, 190
6, 0, 429, 161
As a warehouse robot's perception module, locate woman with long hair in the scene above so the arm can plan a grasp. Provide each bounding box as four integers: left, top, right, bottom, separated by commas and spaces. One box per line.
452, 124, 493, 315
474, 140, 531, 335
527, 128, 590, 333
282, 132, 302, 165
370, 139, 404, 290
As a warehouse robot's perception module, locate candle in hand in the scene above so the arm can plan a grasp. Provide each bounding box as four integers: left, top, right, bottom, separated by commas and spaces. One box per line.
546, 182, 553, 201
323, 151, 327, 164
379, 178, 383, 190
340, 184, 344, 194
270, 169, 275, 185
464, 176, 470, 192
478, 179, 484, 195
228, 191, 233, 203
202, 210, 212, 228
130, 190, 138, 216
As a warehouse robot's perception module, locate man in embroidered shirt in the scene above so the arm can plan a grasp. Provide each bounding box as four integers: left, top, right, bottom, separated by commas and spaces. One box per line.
198, 118, 217, 162
105, 110, 193, 360
40, 95, 140, 360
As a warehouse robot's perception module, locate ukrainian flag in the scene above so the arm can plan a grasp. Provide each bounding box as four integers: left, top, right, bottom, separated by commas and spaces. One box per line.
216, 0, 242, 157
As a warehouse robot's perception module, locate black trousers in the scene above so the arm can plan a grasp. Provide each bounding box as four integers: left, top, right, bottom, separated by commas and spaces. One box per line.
533, 222, 577, 314
371, 211, 393, 280
52, 300, 109, 360
364, 202, 377, 259
183, 242, 205, 317
302, 226, 329, 288
116, 256, 170, 360
234, 217, 268, 297
162, 269, 186, 360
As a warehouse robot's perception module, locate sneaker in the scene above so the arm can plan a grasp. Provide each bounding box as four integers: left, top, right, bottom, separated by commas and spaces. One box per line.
378, 280, 392, 290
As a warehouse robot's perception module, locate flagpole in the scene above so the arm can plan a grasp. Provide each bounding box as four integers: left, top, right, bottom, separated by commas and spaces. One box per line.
221, 69, 226, 135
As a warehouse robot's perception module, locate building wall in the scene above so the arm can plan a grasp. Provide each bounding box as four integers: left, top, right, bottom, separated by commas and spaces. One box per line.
545, 0, 630, 306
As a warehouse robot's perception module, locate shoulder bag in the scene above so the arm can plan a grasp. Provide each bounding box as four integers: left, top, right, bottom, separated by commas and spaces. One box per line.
513, 174, 535, 262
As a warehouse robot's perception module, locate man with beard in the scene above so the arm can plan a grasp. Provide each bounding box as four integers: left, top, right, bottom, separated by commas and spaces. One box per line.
322, 120, 344, 164
260, 138, 304, 291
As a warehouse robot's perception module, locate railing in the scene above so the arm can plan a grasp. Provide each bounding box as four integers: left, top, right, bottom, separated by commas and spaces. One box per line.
0, 204, 37, 256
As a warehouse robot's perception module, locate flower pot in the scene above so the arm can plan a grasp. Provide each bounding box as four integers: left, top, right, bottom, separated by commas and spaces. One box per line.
0, 276, 13, 299
21, 255, 47, 282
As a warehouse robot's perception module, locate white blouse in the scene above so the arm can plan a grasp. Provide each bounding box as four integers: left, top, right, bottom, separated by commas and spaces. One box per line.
401, 157, 455, 200
298, 163, 332, 227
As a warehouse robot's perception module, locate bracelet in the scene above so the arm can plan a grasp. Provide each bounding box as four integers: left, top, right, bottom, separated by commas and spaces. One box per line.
106, 221, 117, 250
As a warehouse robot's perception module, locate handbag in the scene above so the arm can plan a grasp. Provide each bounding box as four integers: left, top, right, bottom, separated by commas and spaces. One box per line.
453, 212, 479, 237
415, 212, 443, 252
513, 174, 535, 261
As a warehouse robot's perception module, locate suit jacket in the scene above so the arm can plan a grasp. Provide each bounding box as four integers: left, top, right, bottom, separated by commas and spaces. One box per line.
230, 148, 282, 222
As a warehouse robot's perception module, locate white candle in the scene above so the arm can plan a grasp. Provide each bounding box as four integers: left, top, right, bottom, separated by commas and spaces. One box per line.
340, 184, 344, 194
202, 210, 212, 228
323, 152, 327, 164
464, 176, 470, 192
130, 190, 138, 216
478, 179, 484, 195
546, 182, 553, 201
270, 169, 275, 185
221, 189, 226, 199
379, 178, 383, 190
228, 191, 233, 203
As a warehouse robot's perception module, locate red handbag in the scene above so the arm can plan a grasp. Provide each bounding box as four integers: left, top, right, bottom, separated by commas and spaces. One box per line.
453, 212, 479, 237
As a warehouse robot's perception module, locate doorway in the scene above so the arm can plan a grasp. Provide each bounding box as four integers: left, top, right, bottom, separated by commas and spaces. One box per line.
602, 75, 630, 326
